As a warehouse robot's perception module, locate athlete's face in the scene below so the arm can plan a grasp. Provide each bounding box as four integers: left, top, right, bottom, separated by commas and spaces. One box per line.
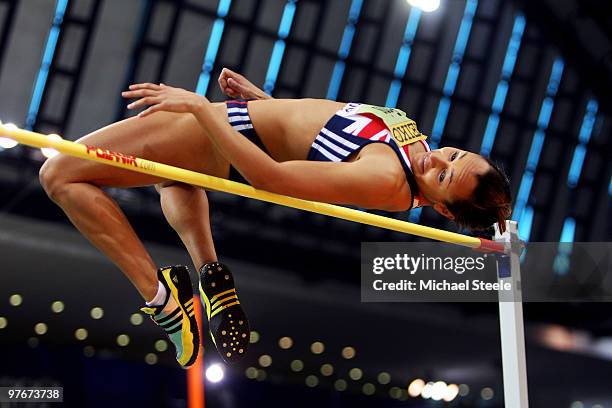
412, 147, 490, 219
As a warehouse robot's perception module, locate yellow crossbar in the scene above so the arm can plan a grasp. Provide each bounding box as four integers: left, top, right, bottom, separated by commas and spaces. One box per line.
0, 125, 500, 250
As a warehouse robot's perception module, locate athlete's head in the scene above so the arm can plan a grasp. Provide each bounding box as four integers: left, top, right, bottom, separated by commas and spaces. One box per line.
412, 147, 512, 232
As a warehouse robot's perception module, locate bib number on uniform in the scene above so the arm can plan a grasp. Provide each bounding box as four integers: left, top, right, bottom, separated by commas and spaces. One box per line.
355, 104, 426, 147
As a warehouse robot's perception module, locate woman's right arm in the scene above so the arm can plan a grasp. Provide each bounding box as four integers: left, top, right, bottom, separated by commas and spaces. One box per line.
218, 68, 272, 100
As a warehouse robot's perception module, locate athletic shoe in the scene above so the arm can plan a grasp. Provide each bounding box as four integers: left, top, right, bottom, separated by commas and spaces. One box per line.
141, 265, 199, 368
199, 262, 250, 364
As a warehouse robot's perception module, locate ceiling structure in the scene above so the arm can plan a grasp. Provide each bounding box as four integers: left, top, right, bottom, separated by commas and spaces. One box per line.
0, 0, 610, 406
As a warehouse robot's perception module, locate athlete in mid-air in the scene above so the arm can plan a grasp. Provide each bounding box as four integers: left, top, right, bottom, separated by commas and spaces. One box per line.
38, 68, 511, 367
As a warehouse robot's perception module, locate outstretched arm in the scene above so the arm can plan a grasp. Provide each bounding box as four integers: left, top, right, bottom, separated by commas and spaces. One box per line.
218, 68, 272, 100
123, 83, 399, 208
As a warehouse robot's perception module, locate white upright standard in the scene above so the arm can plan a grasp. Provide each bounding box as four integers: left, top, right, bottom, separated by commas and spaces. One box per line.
495, 220, 529, 407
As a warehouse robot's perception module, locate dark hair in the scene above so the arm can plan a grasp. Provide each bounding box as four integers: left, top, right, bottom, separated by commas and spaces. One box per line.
445, 157, 512, 233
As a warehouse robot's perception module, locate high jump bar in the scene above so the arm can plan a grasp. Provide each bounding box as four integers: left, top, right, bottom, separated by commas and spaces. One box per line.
0, 125, 528, 406
0, 125, 505, 253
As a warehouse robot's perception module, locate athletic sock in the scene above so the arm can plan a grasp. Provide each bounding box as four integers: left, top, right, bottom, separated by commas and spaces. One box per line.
146, 281, 180, 315
146, 281, 167, 307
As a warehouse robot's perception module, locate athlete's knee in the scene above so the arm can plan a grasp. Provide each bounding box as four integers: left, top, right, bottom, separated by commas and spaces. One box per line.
39, 156, 72, 202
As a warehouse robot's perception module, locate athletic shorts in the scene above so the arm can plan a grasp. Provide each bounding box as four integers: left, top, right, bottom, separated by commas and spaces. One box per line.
225, 100, 269, 185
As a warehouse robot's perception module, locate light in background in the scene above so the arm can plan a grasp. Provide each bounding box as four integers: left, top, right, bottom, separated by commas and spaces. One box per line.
408, 378, 425, 397
206, 363, 225, 383
408, 0, 441, 13
41, 134, 62, 158
444, 384, 460, 401
0, 122, 19, 149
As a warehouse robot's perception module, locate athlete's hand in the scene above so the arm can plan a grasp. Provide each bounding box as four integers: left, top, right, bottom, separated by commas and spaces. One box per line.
218, 68, 271, 100
122, 83, 208, 118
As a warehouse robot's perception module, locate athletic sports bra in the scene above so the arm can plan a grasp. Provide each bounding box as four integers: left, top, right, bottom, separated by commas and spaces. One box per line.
307, 103, 431, 209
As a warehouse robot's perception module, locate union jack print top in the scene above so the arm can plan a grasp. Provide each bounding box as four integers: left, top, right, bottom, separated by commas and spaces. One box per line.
307, 103, 430, 209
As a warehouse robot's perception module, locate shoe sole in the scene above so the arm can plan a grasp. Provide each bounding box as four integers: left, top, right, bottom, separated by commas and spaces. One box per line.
199, 264, 250, 364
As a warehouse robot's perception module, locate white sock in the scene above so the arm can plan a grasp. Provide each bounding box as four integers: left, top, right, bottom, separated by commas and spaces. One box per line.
146, 282, 167, 307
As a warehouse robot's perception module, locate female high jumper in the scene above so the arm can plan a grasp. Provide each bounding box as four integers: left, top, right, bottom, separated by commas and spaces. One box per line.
38, 68, 511, 367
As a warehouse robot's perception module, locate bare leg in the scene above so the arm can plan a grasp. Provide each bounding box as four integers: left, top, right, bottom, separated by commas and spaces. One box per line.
39, 109, 229, 301
158, 182, 217, 271
48, 182, 160, 300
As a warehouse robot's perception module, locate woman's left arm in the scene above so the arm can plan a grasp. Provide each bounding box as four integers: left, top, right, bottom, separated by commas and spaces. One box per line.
123, 83, 401, 207
123, 83, 283, 187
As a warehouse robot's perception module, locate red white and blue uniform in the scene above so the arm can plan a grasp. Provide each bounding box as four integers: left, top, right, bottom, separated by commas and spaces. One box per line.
307, 102, 430, 209
226, 101, 429, 209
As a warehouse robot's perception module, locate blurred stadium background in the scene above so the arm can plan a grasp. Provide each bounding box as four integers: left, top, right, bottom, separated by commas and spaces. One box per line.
0, 0, 610, 407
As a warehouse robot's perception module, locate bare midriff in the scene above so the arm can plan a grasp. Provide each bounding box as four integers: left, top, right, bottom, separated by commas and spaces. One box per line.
211, 98, 427, 210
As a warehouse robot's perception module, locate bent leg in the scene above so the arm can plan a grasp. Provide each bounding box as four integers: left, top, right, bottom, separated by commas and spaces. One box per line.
158, 182, 217, 271
39, 110, 229, 300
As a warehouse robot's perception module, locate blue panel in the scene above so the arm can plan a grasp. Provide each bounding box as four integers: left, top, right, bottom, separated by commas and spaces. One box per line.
327, 62, 345, 100
385, 79, 401, 108
547, 58, 564, 94
195, 72, 211, 96
217, 0, 232, 18
26, 0, 69, 129
264, 40, 287, 93
348, 0, 363, 21
452, 0, 478, 59
393, 46, 412, 78
512, 171, 533, 222
501, 15, 525, 77
609, 176, 612, 196
553, 217, 576, 275
263, 0, 297, 94
195, 0, 233, 96
491, 80, 509, 112
560, 217, 576, 243
567, 145, 586, 188
278, 1, 296, 39
518, 205, 534, 242
526, 129, 545, 170
536, 97, 553, 128
338, 25, 356, 59
431, 97, 451, 146
326, 0, 363, 100
479, 14, 525, 156
203, 19, 225, 71
557, 97, 598, 278
480, 114, 500, 157
404, 7, 422, 41
385, 7, 421, 108
512, 57, 564, 237
443, 62, 460, 95
578, 99, 598, 144
217, 0, 231, 17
